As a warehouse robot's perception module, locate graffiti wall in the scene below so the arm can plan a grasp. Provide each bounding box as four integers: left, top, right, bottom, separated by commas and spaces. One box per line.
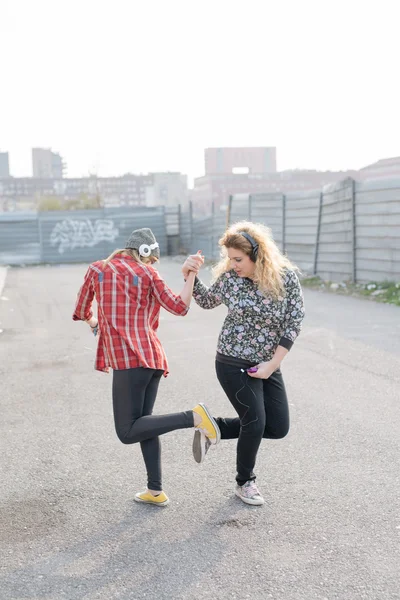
50, 219, 119, 254
0, 207, 168, 265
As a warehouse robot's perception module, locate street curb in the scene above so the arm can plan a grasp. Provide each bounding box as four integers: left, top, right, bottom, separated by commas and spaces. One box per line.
0, 266, 8, 297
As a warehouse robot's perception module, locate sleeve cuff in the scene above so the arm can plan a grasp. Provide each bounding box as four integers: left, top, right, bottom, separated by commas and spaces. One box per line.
192, 276, 202, 291
72, 311, 93, 322
278, 337, 294, 351
176, 297, 190, 315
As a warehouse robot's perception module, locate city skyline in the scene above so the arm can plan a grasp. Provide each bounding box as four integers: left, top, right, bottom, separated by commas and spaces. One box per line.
1, 0, 399, 182
0, 145, 398, 183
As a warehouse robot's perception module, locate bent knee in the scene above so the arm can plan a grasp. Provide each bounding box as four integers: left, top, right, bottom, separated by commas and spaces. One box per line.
264, 424, 290, 440
276, 426, 290, 440
115, 430, 138, 444
241, 418, 265, 438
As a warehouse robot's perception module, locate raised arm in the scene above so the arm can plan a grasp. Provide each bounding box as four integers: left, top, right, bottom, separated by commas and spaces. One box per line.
182, 254, 224, 310
191, 277, 224, 310
149, 266, 195, 316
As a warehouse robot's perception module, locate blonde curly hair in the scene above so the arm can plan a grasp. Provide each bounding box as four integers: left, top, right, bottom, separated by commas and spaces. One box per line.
212, 221, 298, 298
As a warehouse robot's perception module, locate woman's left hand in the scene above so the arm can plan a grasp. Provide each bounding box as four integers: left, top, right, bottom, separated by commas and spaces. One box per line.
247, 360, 279, 379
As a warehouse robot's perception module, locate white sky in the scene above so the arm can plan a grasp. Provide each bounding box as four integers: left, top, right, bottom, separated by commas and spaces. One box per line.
1, 0, 399, 182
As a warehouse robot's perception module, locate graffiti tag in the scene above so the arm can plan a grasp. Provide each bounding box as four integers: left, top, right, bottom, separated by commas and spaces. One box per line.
50, 219, 119, 254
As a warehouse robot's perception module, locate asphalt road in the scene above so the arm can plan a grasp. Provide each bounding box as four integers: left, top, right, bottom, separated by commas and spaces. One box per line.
0, 260, 399, 600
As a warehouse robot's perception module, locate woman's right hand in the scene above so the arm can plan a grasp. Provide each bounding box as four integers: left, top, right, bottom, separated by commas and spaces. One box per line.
182, 253, 204, 279
86, 316, 98, 336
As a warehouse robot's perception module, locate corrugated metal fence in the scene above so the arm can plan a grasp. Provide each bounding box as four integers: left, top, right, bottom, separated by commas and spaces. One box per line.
0, 206, 168, 265
179, 203, 193, 255
226, 178, 400, 282
1, 178, 399, 282
190, 209, 227, 259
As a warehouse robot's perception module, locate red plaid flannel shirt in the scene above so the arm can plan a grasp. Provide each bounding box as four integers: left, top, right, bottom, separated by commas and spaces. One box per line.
73, 256, 189, 375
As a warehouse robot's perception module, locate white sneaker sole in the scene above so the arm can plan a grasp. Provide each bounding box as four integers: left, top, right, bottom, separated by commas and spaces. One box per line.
235, 488, 265, 506
192, 430, 206, 463
196, 402, 221, 445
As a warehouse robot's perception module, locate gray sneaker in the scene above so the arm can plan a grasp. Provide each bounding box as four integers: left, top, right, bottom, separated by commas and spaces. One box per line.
192, 429, 211, 463
235, 480, 264, 505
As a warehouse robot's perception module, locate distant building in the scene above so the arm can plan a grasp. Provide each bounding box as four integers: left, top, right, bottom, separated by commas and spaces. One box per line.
99, 172, 188, 208
0, 171, 188, 212
205, 147, 277, 175
152, 172, 189, 208
358, 157, 400, 181
32, 148, 65, 178
193, 159, 356, 215
0, 152, 10, 177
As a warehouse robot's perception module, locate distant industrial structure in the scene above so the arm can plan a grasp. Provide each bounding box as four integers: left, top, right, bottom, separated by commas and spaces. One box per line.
358, 157, 400, 181
32, 148, 65, 179
1, 146, 400, 214
204, 147, 277, 175
0, 152, 10, 177
0, 170, 188, 212
192, 148, 400, 215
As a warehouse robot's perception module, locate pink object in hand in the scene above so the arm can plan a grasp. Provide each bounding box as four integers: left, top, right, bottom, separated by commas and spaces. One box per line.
247, 367, 258, 373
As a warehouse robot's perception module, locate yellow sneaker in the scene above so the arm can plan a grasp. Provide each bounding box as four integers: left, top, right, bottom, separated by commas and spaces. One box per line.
193, 403, 221, 445
134, 490, 170, 506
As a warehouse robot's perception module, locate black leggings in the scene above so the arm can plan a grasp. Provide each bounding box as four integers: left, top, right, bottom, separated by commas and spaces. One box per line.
112, 368, 194, 491
215, 361, 290, 486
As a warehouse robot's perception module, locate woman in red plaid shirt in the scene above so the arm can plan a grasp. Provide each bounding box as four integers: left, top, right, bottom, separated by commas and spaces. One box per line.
73, 227, 220, 506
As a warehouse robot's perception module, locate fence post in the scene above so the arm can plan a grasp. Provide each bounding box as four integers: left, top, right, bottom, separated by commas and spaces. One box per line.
189, 200, 193, 253
162, 205, 167, 255
226, 194, 233, 229
37, 213, 44, 264
102, 204, 107, 261
351, 178, 356, 283
177, 203, 182, 252
211, 200, 215, 259
282, 194, 286, 255
313, 191, 323, 275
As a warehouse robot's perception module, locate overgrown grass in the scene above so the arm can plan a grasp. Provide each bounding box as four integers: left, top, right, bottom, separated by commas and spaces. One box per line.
301, 276, 400, 306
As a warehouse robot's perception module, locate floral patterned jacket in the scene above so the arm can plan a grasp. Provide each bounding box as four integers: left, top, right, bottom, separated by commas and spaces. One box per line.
193, 269, 305, 364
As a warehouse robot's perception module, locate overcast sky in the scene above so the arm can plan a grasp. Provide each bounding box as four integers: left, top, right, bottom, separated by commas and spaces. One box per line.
1, 0, 399, 182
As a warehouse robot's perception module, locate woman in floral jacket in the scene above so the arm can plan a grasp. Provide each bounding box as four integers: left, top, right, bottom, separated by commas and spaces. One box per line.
182, 221, 305, 506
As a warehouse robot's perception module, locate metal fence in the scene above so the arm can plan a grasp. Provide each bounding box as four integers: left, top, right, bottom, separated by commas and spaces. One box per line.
1, 177, 400, 283
0, 206, 168, 265
179, 203, 193, 255
190, 208, 227, 260
225, 178, 400, 283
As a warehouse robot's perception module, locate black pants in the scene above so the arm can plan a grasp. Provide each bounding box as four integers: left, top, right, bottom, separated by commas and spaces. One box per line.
215, 361, 290, 486
112, 368, 194, 492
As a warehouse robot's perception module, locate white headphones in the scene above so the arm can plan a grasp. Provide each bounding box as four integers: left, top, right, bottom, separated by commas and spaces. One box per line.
138, 242, 159, 257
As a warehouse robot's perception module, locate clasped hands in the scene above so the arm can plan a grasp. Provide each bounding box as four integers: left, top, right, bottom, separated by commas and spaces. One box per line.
182, 251, 204, 279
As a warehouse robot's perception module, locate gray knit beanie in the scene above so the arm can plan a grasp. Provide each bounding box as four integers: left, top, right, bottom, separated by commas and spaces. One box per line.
125, 228, 160, 259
